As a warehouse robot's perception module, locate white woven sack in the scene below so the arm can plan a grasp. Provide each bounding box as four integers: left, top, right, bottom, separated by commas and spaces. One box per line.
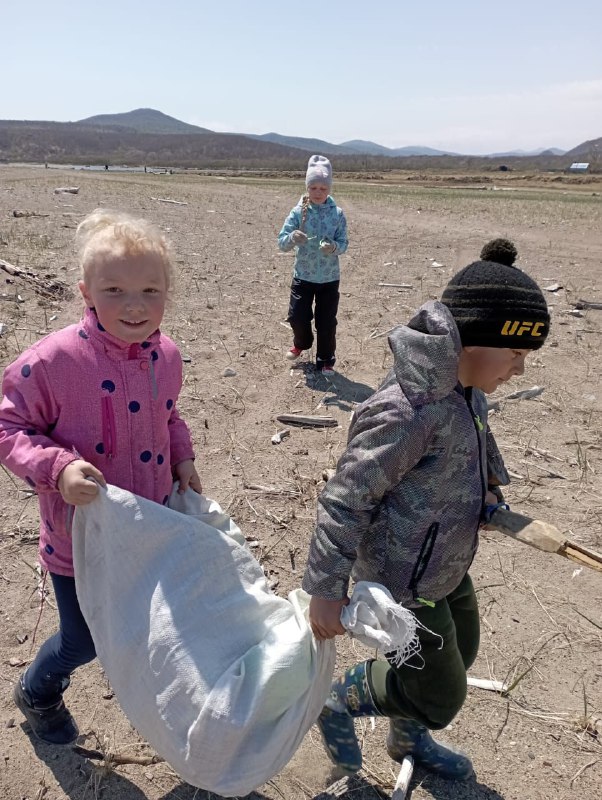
73, 484, 336, 796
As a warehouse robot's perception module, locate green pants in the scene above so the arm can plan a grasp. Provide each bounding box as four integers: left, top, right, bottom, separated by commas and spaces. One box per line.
367, 573, 479, 730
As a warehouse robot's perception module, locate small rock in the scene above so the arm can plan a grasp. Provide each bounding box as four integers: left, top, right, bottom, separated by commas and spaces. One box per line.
5, 717, 15, 729
223, 367, 237, 377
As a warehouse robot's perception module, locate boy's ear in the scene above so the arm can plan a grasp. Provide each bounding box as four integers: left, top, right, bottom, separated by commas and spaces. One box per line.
78, 280, 94, 308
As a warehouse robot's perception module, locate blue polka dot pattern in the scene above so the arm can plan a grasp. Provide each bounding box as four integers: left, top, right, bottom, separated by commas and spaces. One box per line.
25, 476, 35, 487
26, 428, 37, 436
140, 450, 152, 463
128, 401, 141, 413
78, 330, 89, 339
95, 443, 105, 454
21, 364, 31, 378
151, 351, 158, 361
45, 544, 55, 555
166, 399, 173, 410
157, 454, 164, 465
101, 380, 116, 393
141, 341, 151, 349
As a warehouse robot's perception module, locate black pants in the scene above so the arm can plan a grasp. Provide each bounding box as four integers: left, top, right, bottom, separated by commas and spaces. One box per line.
368, 573, 480, 729
287, 278, 340, 368
24, 573, 96, 704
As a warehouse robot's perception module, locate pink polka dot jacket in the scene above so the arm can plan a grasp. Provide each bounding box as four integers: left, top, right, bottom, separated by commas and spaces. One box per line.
0, 308, 195, 576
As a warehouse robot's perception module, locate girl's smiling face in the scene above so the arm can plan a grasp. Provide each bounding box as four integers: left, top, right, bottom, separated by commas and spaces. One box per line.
307, 182, 330, 205
79, 251, 168, 343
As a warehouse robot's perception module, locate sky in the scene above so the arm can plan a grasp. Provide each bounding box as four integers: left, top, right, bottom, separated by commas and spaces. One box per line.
4, 1, 602, 155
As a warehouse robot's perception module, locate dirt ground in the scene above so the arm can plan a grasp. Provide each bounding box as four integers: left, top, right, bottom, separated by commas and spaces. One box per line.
0, 166, 601, 800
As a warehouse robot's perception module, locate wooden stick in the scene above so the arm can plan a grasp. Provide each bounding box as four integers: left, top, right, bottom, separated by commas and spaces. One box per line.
467, 676, 508, 693
574, 298, 602, 310
487, 508, 602, 573
276, 413, 338, 428
378, 282, 414, 289
150, 196, 188, 205
391, 755, 414, 800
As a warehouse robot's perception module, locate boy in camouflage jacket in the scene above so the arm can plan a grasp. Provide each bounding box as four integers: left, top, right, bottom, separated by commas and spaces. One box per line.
302, 240, 550, 780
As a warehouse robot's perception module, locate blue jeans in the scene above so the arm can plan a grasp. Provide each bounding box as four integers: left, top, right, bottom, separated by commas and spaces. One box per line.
24, 573, 96, 704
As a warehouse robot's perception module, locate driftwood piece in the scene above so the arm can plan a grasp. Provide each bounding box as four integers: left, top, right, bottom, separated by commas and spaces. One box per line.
0, 259, 73, 301
392, 755, 414, 800
378, 282, 414, 289
12, 210, 50, 218
276, 413, 338, 428
150, 197, 188, 206
73, 744, 164, 766
502, 385, 544, 401
467, 676, 507, 693
53, 187, 79, 194
574, 298, 602, 311
311, 775, 369, 799
487, 508, 602, 573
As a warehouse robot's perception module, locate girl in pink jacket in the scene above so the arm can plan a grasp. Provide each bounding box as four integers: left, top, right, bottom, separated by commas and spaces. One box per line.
0, 209, 201, 746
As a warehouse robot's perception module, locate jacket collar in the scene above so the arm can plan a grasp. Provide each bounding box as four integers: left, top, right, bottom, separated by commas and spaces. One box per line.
80, 307, 161, 360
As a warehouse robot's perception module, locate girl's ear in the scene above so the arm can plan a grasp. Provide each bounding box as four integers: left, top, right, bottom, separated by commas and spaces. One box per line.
79, 280, 94, 307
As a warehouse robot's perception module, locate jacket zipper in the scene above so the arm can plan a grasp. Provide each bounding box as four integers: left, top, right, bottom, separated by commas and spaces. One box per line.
101, 395, 116, 459
408, 521, 440, 603
465, 389, 487, 513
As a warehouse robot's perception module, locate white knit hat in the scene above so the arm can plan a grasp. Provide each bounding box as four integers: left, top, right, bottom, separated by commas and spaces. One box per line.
305, 154, 332, 188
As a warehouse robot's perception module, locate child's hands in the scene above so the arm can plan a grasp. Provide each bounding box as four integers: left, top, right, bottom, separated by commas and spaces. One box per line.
309, 595, 349, 641
174, 459, 202, 494
319, 239, 336, 254
290, 230, 308, 246
58, 460, 106, 505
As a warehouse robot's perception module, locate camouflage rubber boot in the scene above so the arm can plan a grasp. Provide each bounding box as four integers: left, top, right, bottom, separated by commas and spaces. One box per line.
317, 661, 381, 774
386, 718, 473, 780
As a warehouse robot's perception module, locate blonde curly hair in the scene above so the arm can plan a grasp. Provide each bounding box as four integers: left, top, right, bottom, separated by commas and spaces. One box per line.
76, 209, 174, 290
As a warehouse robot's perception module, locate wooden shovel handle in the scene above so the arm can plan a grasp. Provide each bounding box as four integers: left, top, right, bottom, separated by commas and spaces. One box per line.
487, 508, 602, 573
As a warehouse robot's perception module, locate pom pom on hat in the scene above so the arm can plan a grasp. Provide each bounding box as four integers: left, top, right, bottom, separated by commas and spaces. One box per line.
441, 241, 550, 350
479, 238, 518, 266
305, 154, 332, 188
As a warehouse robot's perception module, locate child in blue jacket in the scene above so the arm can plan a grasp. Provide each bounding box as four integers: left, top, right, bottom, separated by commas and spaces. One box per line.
278, 155, 348, 373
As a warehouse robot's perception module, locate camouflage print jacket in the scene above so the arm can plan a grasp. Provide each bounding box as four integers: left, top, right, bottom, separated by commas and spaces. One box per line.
302, 301, 509, 608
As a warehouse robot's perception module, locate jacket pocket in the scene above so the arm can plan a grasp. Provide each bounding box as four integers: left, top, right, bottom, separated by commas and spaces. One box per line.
408, 522, 440, 602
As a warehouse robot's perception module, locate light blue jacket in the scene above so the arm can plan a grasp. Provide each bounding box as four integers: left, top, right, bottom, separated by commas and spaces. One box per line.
278, 195, 348, 283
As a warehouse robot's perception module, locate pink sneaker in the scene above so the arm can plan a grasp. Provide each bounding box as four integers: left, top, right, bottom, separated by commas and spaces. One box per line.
286, 346, 303, 361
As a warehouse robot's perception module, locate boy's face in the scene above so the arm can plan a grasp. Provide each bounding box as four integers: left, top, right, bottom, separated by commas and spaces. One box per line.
79, 251, 168, 343
307, 183, 329, 204
459, 346, 531, 393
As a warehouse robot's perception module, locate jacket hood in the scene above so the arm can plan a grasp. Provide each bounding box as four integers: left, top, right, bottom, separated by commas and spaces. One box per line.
387, 301, 462, 405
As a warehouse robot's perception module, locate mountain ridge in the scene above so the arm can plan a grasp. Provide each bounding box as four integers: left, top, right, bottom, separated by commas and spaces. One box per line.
0, 108, 598, 168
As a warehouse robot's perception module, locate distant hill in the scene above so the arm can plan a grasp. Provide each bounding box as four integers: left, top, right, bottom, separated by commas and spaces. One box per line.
77, 108, 211, 135
487, 147, 566, 158
0, 120, 311, 168
564, 136, 602, 159
250, 134, 455, 157
0, 108, 598, 171
248, 133, 361, 156
341, 139, 456, 157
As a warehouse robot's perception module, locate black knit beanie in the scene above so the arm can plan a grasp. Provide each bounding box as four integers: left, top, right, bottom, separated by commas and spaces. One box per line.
441, 240, 550, 349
